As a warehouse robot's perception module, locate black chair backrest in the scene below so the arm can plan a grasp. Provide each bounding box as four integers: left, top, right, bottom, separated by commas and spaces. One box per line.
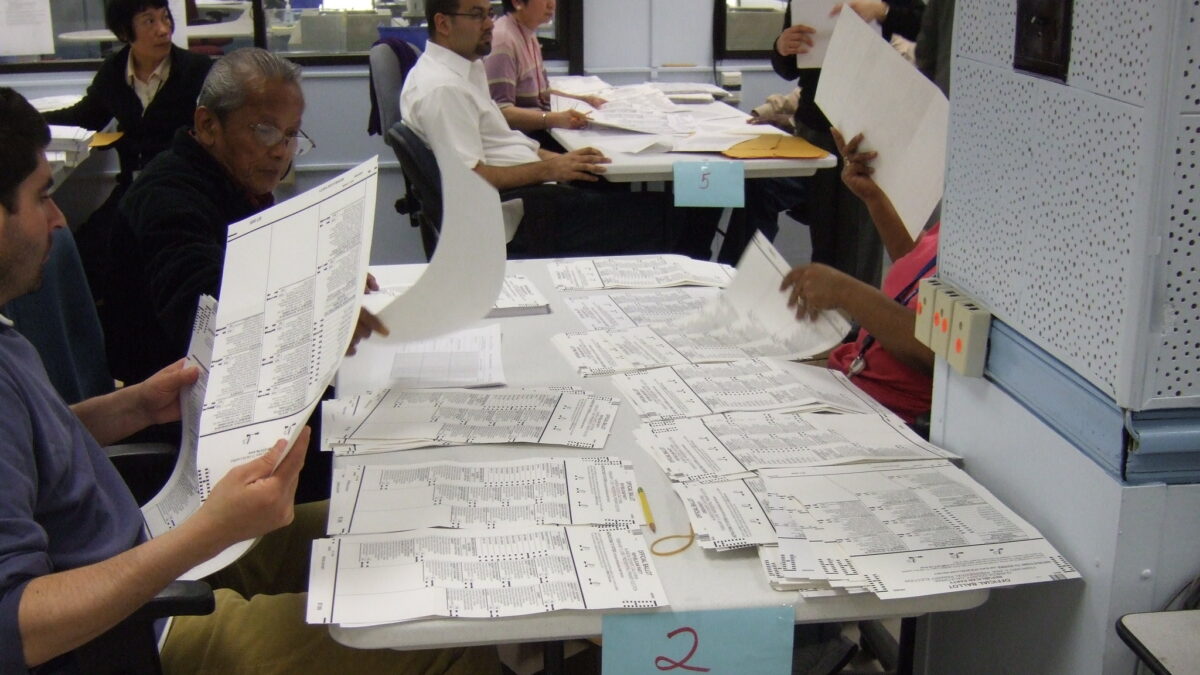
385, 122, 443, 258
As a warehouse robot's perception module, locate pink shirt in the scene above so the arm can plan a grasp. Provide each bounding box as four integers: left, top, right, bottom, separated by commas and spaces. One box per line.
484, 14, 550, 110
828, 223, 940, 423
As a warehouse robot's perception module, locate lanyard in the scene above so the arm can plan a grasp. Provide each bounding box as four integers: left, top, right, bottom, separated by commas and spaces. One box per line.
846, 255, 937, 378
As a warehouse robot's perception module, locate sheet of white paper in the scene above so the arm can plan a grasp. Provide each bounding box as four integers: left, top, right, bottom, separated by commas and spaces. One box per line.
306, 526, 667, 625
762, 461, 1080, 598
374, 141, 506, 342
327, 457, 642, 534
790, 0, 844, 69
815, 9, 949, 238
562, 288, 721, 331
322, 388, 619, 454
0, 0, 54, 56
549, 256, 734, 290
672, 477, 776, 551
27, 96, 83, 114
613, 357, 874, 422
548, 75, 612, 95
382, 324, 505, 389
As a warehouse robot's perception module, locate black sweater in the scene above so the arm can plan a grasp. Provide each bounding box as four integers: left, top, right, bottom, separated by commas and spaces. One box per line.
43, 45, 211, 183
107, 129, 272, 384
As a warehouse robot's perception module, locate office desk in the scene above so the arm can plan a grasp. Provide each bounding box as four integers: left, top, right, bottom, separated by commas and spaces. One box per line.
1117, 610, 1200, 675
329, 259, 988, 652
550, 100, 836, 183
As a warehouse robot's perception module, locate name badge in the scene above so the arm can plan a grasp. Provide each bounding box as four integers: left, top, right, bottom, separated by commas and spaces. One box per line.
673, 161, 745, 208
602, 606, 793, 674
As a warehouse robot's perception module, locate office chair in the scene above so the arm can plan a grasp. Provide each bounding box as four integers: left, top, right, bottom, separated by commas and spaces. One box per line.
52, 580, 214, 675
385, 121, 443, 260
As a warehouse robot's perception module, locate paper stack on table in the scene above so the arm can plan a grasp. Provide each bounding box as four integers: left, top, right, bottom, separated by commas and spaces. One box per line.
320, 387, 620, 455
759, 460, 1081, 598
552, 235, 850, 376
549, 255, 733, 290
47, 125, 95, 167
562, 287, 721, 330
636, 409, 951, 482
327, 457, 644, 535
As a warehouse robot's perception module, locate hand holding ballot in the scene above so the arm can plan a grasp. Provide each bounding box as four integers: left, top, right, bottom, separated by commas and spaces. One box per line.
775, 23, 816, 57
196, 428, 311, 548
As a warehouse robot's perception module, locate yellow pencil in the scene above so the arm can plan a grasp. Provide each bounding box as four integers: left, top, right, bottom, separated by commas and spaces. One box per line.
638, 487, 657, 533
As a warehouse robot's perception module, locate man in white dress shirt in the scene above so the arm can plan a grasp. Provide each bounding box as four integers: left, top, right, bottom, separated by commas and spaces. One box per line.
401, 0, 718, 258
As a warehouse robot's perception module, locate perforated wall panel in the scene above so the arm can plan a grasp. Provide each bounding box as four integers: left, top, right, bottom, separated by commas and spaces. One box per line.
952, 0, 1012, 68
940, 57, 1141, 398
1068, 0, 1155, 106
1148, 115, 1200, 401
1184, 0, 1200, 112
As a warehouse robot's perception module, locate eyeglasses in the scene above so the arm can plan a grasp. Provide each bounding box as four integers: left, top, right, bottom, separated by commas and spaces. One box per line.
248, 123, 315, 157
444, 7, 500, 21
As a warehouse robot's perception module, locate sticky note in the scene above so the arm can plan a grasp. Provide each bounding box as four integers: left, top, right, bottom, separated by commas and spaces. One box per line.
673, 160, 745, 208
602, 606, 793, 674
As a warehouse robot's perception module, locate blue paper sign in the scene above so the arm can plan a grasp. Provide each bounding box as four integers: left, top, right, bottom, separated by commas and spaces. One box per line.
673, 160, 746, 208
601, 607, 793, 674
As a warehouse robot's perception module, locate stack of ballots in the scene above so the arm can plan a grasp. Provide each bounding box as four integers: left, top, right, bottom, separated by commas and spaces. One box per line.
320, 387, 620, 456
47, 125, 95, 167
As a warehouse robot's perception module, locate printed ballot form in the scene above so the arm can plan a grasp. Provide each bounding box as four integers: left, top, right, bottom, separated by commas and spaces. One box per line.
141, 159, 378, 577
552, 235, 850, 376
562, 287, 720, 331
321, 388, 619, 455
761, 460, 1080, 599
327, 457, 643, 535
672, 476, 777, 551
637, 409, 951, 482
307, 526, 668, 626
614, 357, 874, 422
549, 255, 733, 290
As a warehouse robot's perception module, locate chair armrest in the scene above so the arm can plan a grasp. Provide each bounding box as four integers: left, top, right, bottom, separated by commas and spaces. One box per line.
129, 580, 215, 622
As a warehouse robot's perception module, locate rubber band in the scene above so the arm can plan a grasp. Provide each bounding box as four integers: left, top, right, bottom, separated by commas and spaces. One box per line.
650, 526, 695, 556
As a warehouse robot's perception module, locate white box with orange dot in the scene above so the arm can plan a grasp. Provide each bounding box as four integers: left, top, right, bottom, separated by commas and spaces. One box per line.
929, 286, 961, 358
914, 277, 944, 348
947, 299, 991, 377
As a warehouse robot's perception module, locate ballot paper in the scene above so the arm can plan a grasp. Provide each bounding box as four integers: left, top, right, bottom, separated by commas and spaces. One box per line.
636, 410, 949, 482
371, 139, 507, 342
306, 526, 668, 625
327, 457, 643, 535
553, 235, 851, 376
141, 159, 380, 578
321, 388, 619, 455
562, 287, 721, 330
28, 95, 83, 113
364, 274, 549, 319
672, 476, 776, 551
815, 9, 949, 238
761, 460, 1080, 599
790, 0, 845, 69
613, 358, 874, 422
549, 255, 734, 290
383, 324, 505, 389
548, 75, 612, 96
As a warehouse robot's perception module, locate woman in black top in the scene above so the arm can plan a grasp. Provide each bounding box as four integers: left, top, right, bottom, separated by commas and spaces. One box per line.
41, 0, 212, 368
43, 0, 212, 184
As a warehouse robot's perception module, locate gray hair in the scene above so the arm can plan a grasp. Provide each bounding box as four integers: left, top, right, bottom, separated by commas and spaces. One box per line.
197, 47, 302, 120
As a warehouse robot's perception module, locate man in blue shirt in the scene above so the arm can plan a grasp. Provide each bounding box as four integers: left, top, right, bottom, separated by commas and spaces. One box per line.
0, 87, 494, 673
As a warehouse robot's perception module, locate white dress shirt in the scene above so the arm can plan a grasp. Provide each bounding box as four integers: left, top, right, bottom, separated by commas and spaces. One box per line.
400, 40, 541, 171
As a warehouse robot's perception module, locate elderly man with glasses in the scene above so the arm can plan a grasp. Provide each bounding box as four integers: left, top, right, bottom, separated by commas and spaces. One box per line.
107, 47, 326, 387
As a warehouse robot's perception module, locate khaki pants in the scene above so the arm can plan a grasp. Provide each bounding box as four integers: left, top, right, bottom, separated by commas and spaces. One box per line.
161, 502, 499, 675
